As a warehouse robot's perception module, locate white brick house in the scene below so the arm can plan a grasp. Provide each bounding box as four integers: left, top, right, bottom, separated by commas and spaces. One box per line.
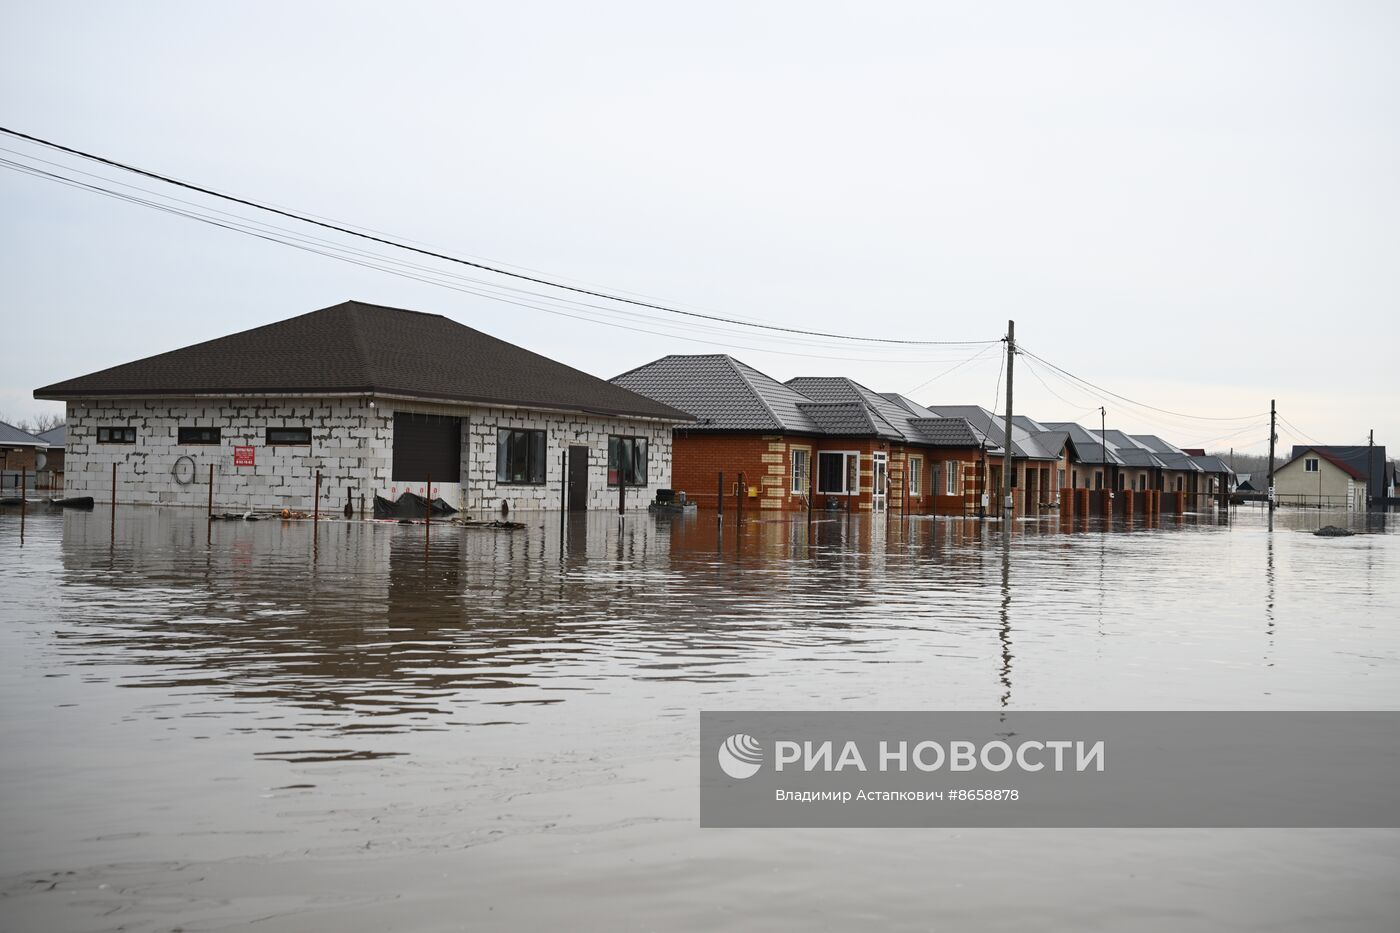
37, 302, 688, 515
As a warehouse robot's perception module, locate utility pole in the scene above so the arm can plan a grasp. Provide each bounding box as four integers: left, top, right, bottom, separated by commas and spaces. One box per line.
1000, 320, 1015, 520
1267, 399, 1277, 514
1368, 429, 1374, 507
1097, 406, 1108, 512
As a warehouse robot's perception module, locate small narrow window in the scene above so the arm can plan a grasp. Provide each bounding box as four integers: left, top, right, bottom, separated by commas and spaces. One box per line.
266, 427, 311, 446
178, 426, 221, 445
945, 459, 959, 495
908, 456, 922, 496
496, 428, 547, 485
97, 426, 136, 444
608, 435, 649, 486
791, 449, 811, 494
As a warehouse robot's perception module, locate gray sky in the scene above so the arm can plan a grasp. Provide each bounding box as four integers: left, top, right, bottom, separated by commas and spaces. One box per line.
2, 2, 1395, 453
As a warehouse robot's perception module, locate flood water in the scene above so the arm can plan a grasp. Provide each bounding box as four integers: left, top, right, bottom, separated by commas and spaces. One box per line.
2, 506, 1398, 932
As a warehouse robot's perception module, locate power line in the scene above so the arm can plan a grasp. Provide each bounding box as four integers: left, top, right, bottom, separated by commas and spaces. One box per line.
1, 158, 989, 366
0, 125, 998, 349
1277, 413, 1325, 448
6, 144, 996, 358
1016, 344, 1267, 423
900, 342, 1001, 396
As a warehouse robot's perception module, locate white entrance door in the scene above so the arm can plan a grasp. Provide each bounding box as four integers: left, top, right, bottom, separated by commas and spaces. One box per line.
872, 452, 888, 512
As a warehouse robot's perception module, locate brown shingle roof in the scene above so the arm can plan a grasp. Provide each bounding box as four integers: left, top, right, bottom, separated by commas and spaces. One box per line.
35, 301, 691, 422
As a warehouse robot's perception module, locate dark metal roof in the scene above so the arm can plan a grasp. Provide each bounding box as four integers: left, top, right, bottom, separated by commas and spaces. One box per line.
1280, 447, 1366, 481
786, 377, 906, 440
1190, 455, 1233, 475
36, 424, 66, 447
0, 421, 47, 447
36, 301, 690, 422
1042, 422, 1124, 466
929, 406, 1063, 460
878, 393, 939, 418
1287, 444, 1388, 497
797, 401, 883, 436
908, 417, 997, 448
612, 354, 817, 432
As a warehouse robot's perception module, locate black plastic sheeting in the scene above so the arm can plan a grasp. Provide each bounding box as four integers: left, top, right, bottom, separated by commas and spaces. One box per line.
373, 492, 459, 520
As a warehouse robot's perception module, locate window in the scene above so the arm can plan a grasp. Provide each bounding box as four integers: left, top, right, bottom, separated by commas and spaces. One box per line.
1305, 458, 1319, 473
497, 428, 547, 485
1058, 469, 1065, 490
944, 460, 959, 495
266, 427, 311, 446
1116, 473, 1125, 490
393, 412, 461, 482
1095, 471, 1103, 490
817, 451, 859, 495
608, 435, 648, 486
178, 426, 220, 445
97, 426, 135, 444
791, 448, 811, 494
908, 456, 922, 496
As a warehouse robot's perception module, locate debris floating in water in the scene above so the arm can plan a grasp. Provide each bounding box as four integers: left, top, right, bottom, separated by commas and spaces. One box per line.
1313, 526, 1355, 537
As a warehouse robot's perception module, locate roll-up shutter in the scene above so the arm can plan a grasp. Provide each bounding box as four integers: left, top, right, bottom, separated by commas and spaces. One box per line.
391, 412, 461, 481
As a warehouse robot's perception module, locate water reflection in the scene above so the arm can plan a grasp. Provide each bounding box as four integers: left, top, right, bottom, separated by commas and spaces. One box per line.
0, 504, 1384, 750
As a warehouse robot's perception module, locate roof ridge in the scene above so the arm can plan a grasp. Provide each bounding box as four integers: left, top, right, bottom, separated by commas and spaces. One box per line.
725, 356, 788, 432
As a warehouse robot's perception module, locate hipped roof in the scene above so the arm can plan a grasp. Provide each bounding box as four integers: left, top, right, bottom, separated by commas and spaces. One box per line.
36, 301, 691, 422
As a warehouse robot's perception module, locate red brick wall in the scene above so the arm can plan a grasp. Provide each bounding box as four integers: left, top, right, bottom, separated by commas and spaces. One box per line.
672, 432, 1000, 513
0, 446, 41, 471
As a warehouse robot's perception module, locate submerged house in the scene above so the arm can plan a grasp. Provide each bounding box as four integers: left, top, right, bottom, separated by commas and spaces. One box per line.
610, 355, 1001, 513
34, 301, 690, 513
0, 420, 48, 493
1272, 446, 1370, 510
926, 407, 1073, 513
35, 424, 67, 491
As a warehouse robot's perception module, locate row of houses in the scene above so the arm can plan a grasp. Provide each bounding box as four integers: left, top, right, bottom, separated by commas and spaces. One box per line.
612, 355, 1233, 515
25, 300, 1248, 517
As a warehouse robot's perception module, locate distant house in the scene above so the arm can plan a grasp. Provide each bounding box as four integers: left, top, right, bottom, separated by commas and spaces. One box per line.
1131, 435, 1208, 495
34, 301, 690, 513
0, 420, 48, 493
1272, 447, 1368, 510
611, 355, 1002, 513
929, 408, 1074, 512
35, 424, 66, 491
1043, 421, 1123, 491
1286, 444, 1389, 504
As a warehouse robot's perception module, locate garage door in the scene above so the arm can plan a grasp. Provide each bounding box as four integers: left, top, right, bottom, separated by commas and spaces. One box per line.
391, 412, 461, 481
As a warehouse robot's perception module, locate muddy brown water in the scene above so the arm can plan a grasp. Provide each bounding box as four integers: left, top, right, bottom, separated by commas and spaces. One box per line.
1, 507, 1397, 931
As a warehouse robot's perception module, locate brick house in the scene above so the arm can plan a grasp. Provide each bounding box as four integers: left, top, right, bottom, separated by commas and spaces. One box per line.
34, 301, 690, 514
611, 355, 1002, 514
0, 420, 48, 494
929, 408, 1075, 514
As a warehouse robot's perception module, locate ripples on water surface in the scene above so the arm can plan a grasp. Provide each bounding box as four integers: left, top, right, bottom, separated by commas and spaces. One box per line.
1, 507, 1397, 931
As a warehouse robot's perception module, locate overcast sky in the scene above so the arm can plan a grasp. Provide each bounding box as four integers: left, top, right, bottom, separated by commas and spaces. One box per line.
2, 2, 1395, 453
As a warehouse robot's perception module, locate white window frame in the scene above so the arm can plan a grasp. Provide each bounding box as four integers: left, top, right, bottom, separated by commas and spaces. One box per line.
945, 460, 959, 495
1304, 458, 1319, 473
908, 456, 922, 496
817, 450, 860, 495
791, 447, 811, 494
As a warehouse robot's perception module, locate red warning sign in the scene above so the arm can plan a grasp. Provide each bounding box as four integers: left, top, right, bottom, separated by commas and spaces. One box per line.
234, 446, 255, 467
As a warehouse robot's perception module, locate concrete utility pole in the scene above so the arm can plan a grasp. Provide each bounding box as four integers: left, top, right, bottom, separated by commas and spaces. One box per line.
1368, 429, 1374, 507
1267, 399, 1277, 514
1100, 406, 1107, 503
1000, 320, 1015, 520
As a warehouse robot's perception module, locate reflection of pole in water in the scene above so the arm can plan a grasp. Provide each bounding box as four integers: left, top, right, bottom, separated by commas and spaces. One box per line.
1265, 532, 1276, 647
998, 532, 1013, 708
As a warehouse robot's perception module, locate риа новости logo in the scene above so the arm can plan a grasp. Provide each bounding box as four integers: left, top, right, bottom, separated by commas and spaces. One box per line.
717, 733, 763, 779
